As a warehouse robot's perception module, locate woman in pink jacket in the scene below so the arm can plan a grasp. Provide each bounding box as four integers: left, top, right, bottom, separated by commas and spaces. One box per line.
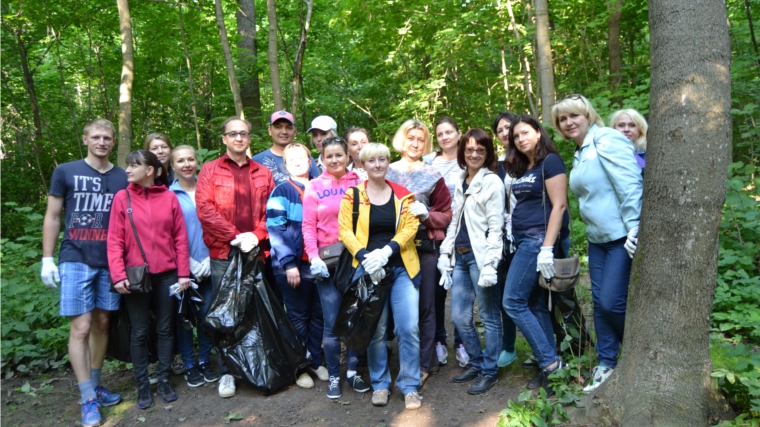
108, 150, 191, 410
302, 137, 369, 400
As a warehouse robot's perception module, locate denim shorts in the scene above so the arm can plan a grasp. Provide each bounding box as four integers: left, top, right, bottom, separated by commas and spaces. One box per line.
59, 262, 121, 316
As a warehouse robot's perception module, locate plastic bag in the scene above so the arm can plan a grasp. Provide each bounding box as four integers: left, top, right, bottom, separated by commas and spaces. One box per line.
333, 268, 393, 352
203, 249, 310, 395
106, 303, 158, 364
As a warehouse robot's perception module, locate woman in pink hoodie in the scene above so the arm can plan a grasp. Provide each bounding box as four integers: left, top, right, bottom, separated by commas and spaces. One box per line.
302, 137, 368, 400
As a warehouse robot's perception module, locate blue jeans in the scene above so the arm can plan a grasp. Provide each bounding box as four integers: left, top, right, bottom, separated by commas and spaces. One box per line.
273, 263, 324, 369
503, 234, 557, 369
363, 266, 420, 394
177, 276, 214, 369
588, 238, 630, 368
316, 276, 359, 379
451, 251, 502, 377
497, 253, 517, 353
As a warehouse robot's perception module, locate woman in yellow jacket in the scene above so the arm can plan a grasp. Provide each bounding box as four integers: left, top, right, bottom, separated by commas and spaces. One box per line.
338, 143, 422, 410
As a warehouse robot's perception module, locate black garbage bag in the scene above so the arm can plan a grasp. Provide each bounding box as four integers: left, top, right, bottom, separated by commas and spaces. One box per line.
106, 302, 158, 364
203, 249, 310, 395
178, 285, 206, 331
333, 268, 393, 352
551, 288, 593, 357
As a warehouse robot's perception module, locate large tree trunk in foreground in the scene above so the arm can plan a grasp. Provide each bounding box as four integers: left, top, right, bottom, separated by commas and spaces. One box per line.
598, 0, 733, 425
237, 0, 263, 129
534, 0, 555, 124
266, 0, 284, 111
116, 0, 134, 167
215, 0, 244, 118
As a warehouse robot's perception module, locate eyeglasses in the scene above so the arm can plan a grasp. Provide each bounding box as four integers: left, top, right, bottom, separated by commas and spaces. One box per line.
555, 94, 585, 105
464, 147, 487, 156
224, 131, 251, 139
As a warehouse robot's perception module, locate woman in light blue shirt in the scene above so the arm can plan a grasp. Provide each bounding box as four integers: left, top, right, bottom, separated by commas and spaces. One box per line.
552, 95, 643, 393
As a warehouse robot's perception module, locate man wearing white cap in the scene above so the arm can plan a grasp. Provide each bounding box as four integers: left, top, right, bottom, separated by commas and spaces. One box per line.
306, 115, 338, 174
253, 110, 320, 185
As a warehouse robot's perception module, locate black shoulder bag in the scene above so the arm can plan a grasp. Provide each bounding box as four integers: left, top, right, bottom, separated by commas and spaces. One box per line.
110, 190, 153, 293
333, 187, 360, 294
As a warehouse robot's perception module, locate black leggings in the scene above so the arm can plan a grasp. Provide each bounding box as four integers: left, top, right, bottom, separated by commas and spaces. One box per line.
124, 270, 177, 388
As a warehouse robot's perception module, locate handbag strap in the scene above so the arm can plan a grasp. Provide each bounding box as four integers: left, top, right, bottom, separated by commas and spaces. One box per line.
352, 187, 359, 233
125, 190, 149, 266
288, 180, 305, 200
541, 157, 572, 241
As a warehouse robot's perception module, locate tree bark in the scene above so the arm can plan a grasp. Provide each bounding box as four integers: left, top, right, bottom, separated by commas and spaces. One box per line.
607, 0, 625, 103
506, 0, 538, 117
116, 0, 135, 167
13, 28, 43, 141
598, 0, 734, 425
214, 0, 244, 118
266, 0, 284, 111
534, 0, 555, 124
236, 0, 263, 129
178, 5, 202, 149
290, 0, 314, 120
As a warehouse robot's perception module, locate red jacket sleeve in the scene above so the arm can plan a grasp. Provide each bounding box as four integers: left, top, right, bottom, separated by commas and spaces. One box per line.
196, 161, 239, 244
107, 191, 128, 283
252, 173, 275, 243
421, 178, 453, 231
171, 196, 191, 278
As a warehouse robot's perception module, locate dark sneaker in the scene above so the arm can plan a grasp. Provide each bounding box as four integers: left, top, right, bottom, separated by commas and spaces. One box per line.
326, 376, 342, 399
527, 360, 564, 395
94, 384, 122, 407
452, 365, 480, 383
81, 398, 101, 427
467, 374, 498, 395
346, 374, 370, 393
184, 367, 204, 388
197, 363, 220, 383
137, 385, 153, 410
158, 381, 178, 403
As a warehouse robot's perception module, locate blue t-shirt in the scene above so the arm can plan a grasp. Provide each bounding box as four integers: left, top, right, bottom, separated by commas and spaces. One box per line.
49, 160, 128, 267
511, 153, 569, 234
252, 148, 320, 186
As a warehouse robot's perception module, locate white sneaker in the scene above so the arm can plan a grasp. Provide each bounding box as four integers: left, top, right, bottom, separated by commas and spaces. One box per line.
218, 374, 236, 398
296, 372, 314, 389
455, 344, 470, 368
311, 366, 329, 382
583, 366, 614, 393
435, 342, 448, 365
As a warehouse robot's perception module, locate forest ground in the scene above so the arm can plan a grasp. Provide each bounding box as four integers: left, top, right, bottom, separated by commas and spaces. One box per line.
1, 279, 602, 427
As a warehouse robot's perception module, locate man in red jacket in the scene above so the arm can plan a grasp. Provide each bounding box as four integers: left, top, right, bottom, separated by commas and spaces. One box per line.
196, 116, 275, 398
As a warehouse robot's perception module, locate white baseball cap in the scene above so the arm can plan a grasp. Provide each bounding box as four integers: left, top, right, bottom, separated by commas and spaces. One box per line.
307, 115, 337, 133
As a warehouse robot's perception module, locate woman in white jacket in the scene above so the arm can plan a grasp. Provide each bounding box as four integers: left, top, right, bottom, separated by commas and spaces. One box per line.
438, 129, 505, 395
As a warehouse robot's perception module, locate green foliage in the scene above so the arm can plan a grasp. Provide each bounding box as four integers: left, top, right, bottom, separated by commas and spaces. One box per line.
496, 388, 571, 427
711, 342, 760, 417
0, 205, 69, 374
712, 162, 760, 344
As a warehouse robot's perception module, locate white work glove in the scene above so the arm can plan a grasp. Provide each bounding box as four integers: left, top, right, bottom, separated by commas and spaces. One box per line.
504, 213, 516, 253
362, 251, 384, 275
230, 232, 258, 253
409, 201, 430, 221
370, 268, 386, 284
310, 258, 330, 280
40, 257, 60, 289
170, 281, 199, 298
624, 226, 639, 259
477, 265, 498, 288
437, 254, 453, 290
190, 257, 211, 280
536, 246, 555, 280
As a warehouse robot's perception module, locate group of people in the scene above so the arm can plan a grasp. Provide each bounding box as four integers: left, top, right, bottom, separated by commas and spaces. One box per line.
40, 95, 646, 426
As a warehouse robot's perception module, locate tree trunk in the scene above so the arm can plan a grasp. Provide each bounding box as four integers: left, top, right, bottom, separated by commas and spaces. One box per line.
214, 0, 244, 118
745, 0, 760, 68
178, 5, 202, 149
599, 0, 733, 425
237, 0, 263, 129
13, 28, 42, 141
266, 0, 284, 111
116, 0, 134, 167
506, 0, 538, 117
534, 0, 555, 124
607, 0, 625, 103
291, 0, 314, 120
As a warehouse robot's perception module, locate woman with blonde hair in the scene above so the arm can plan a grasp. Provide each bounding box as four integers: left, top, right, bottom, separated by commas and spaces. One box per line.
387, 119, 452, 385
609, 109, 648, 168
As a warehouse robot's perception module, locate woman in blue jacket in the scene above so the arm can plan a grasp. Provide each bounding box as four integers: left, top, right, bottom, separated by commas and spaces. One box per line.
551, 95, 643, 393
169, 146, 220, 388
265, 143, 324, 390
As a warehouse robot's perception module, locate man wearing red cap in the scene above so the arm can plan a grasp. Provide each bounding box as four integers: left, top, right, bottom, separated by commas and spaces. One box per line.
253, 110, 320, 185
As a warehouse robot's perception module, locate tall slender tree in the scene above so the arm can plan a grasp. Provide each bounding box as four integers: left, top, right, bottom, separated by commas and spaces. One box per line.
215, 0, 244, 118
116, 0, 134, 167
237, 0, 263, 128
607, 0, 625, 103
266, 0, 283, 111
290, 0, 314, 119
178, 5, 202, 149
534, 0, 555, 123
